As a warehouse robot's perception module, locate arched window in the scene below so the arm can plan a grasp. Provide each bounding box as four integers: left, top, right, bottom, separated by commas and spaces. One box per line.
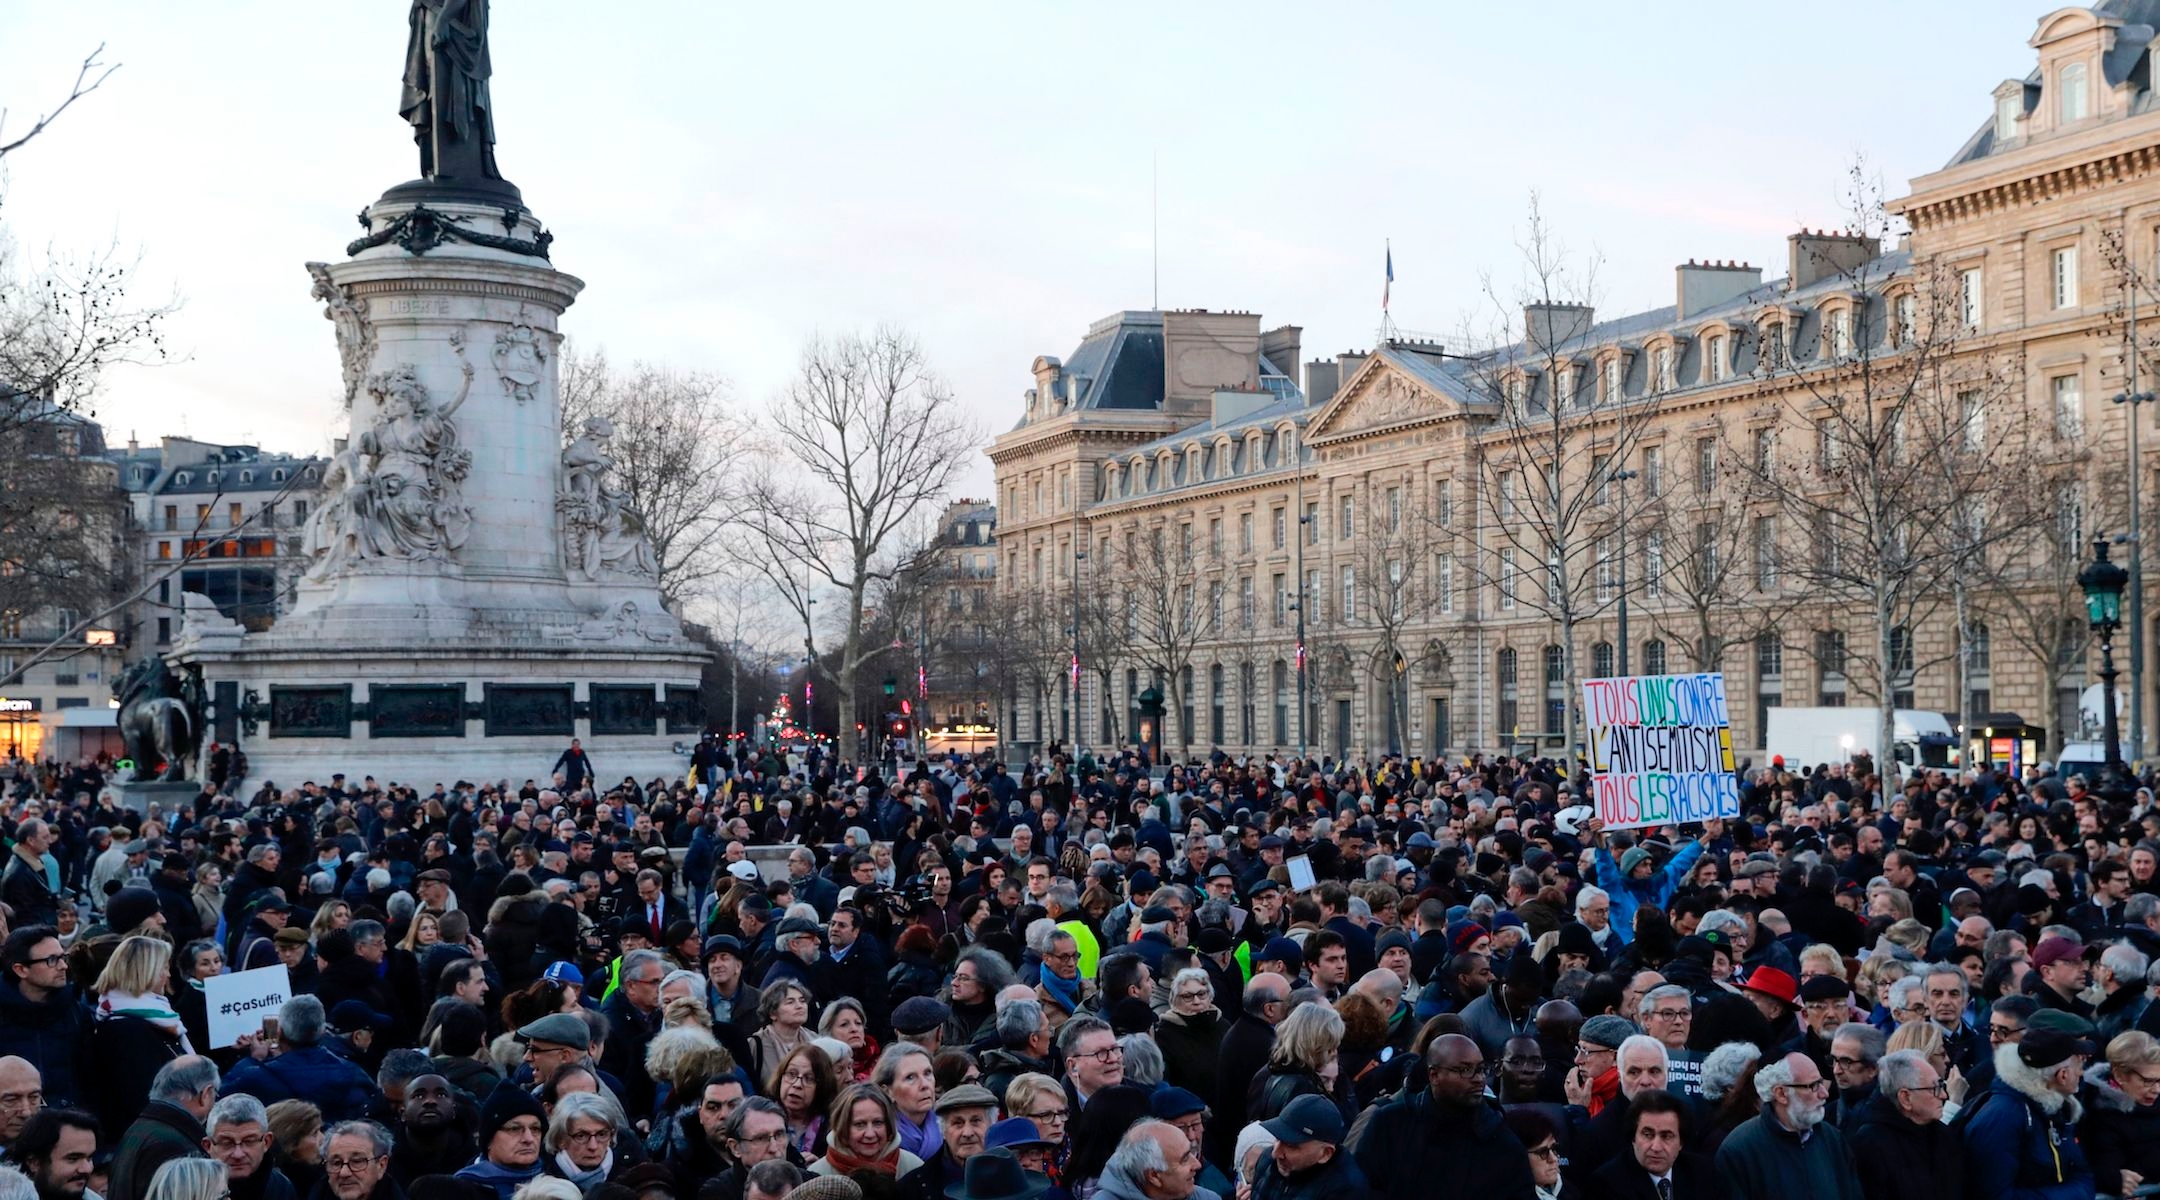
1542, 645, 1567, 734
1969, 623, 1991, 673
1592, 641, 1614, 679
1643, 639, 1667, 675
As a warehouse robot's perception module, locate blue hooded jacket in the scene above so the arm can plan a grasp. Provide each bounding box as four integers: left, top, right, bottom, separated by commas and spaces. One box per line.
1592, 836, 1707, 946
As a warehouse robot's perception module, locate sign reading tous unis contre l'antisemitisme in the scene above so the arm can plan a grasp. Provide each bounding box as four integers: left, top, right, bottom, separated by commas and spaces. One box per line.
1581, 672, 1740, 832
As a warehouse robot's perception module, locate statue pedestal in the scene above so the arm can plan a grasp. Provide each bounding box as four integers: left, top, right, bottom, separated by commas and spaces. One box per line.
171, 196, 707, 790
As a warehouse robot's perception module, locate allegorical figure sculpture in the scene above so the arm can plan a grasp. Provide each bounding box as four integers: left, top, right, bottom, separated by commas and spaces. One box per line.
400, 0, 501, 183
307, 262, 376, 408
115, 658, 202, 782
308, 358, 475, 574
559, 416, 659, 581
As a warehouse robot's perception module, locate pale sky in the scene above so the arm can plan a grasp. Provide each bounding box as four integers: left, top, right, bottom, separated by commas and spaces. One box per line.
0, 2, 2051, 496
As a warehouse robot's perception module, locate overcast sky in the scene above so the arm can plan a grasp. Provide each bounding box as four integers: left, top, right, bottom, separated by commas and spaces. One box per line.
1, 2, 2050, 496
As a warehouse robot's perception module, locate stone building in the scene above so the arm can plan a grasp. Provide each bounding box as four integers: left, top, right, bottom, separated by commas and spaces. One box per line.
988, 1, 2160, 767
919, 498, 1000, 735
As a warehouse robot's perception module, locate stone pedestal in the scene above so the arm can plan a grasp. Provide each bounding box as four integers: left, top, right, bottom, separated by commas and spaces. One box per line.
171, 192, 708, 789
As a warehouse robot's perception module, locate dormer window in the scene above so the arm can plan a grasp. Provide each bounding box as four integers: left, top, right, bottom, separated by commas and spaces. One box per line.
272, 469, 287, 483
1894, 292, 1918, 345
1997, 92, 2021, 141
1653, 345, 1675, 392
1828, 308, 1853, 358
175, 471, 191, 486
1705, 334, 1727, 383
1505, 374, 1526, 412
240, 470, 254, 485
2059, 61, 2088, 122
1601, 356, 1623, 403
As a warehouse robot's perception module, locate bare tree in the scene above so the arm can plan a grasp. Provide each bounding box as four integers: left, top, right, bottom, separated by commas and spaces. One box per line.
739, 328, 976, 754
1455, 196, 1666, 752
1347, 486, 1443, 753
558, 344, 740, 610
0, 46, 117, 161
1736, 167, 2030, 782
1115, 520, 1218, 754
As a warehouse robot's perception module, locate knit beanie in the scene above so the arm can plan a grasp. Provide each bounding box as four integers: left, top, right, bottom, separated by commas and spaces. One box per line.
477, 1081, 546, 1146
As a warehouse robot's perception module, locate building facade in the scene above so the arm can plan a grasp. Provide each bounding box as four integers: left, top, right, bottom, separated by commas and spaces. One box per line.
919, 499, 1000, 738
988, 1, 2160, 768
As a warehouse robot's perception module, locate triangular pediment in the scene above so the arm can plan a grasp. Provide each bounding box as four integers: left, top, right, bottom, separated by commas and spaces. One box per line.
1305, 353, 1460, 443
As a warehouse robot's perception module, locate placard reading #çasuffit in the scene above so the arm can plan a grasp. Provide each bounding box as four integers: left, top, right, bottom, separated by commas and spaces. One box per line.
1580, 672, 1741, 832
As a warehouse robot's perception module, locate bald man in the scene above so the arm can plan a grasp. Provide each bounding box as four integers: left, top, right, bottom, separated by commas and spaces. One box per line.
1210, 971, 1290, 1168
0, 1056, 41, 1151
1349, 1034, 1538, 1200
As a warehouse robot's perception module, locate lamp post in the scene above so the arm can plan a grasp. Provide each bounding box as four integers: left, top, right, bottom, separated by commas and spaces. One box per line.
2115, 367, 2152, 767
1073, 544, 1087, 756
1136, 685, 1164, 764
2081, 535, 2130, 793
1294, 494, 1310, 762
1390, 648, 1407, 757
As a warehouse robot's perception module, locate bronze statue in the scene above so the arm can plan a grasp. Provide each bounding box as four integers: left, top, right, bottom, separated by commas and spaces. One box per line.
400, 0, 502, 185
114, 658, 202, 783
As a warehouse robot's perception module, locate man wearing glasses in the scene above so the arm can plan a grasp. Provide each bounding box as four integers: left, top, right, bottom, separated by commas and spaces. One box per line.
1058, 1019, 1125, 1113
1846, 1049, 1962, 1200
322, 1120, 402, 1200
0, 926, 83, 1112
202, 1096, 293, 1200
1711, 1053, 1859, 1199
1347, 1034, 1538, 1200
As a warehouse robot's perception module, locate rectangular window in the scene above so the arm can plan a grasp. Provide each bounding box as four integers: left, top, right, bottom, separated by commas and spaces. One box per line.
1273, 574, 1287, 626
1498, 549, 1518, 610
1603, 357, 1622, 403
1306, 569, 1321, 622
1386, 559, 1403, 617
1340, 565, 1356, 621
1696, 438, 1717, 494
1595, 535, 1616, 602
1644, 531, 1664, 599
1753, 427, 1776, 474
2060, 61, 2089, 122
1641, 446, 1662, 495
1386, 487, 1401, 534
1896, 293, 1918, 345
1562, 366, 1584, 410
1757, 634, 1784, 678
1209, 518, 1223, 556
1240, 576, 1255, 627
1305, 502, 1320, 545
1181, 523, 1193, 557
1829, 309, 1853, 358
1435, 480, 1453, 526
1655, 346, 1676, 391
1339, 496, 1354, 540
1815, 418, 1841, 472
1499, 473, 1518, 521
2054, 374, 2083, 439
1593, 454, 1612, 505
2053, 245, 2079, 310
1997, 93, 2021, 141
1961, 389, 1986, 452
156, 617, 171, 644
1697, 522, 1720, 583
1239, 512, 1253, 554
1272, 508, 1286, 550
1209, 581, 1223, 633
1960, 268, 1984, 329
158, 541, 172, 560
1437, 553, 1455, 614
1753, 516, 1778, 591
1706, 334, 1726, 382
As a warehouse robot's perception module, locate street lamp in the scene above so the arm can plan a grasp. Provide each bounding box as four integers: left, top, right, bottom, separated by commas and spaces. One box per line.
2080, 534, 2130, 791
1073, 544, 1087, 756
2115, 381, 2153, 764
1391, 648, 1407, 757
1136, 685, 1165, 763
1294, 504, 1310, 761
1610, 468, 1639, 676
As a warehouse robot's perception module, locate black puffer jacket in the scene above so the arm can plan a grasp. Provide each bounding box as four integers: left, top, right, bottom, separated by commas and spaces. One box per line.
0, 977, 86, 1108
1844, 1090, 1964, 1200
2079, 1062, 2160, 1198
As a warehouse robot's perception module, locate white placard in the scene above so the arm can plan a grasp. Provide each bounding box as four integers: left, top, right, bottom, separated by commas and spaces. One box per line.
1285, 854, 1317, 893
1581, 672, 1740, 832
205, 965, 290, 1048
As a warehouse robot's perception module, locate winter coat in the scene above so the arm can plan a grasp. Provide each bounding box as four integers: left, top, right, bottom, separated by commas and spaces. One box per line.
1347, 1089, 1538, 1200
1247, 1064, 1334, 1126
886, 952, 944, 1010
1592, 839, 1706, 948
1712, 1112, 1863, 1200
312, 954, 395, 1029
1, 848, 60, 928
432, 1053, 506, 1103
1959, 1045, 2092, 1200
108, 1100, 207, 1200
484, 890, 552, 990
2080, 1062, 2160, 1198
222, 1043, 382, 1124
979, 1047, 1056, 1107
1844, 1091, 1965, 1200
85, 1013, 185, 1142
1154, 1007, 1224, 1099
0, 977, 86, 1108
1246, 1146, 1370, 1200
1208, 1011, 1277, 1167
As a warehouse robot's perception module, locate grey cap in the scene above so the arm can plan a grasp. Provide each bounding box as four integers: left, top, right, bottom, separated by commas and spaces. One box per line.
1579, 1014, 1639, 1050
516, 1012, 591, 1048
933, 1083, 999, 1113
123, 839, 151, 855
775, 917, 821, 939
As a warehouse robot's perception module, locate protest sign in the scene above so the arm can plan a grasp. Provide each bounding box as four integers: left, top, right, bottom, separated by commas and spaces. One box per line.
1285, 854, 1317, 893
205, 964, 291, 1048
1580, 671, 1739, 832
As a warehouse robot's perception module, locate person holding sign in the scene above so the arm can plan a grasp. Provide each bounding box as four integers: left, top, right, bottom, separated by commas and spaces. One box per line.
1583, 817, 1719, 949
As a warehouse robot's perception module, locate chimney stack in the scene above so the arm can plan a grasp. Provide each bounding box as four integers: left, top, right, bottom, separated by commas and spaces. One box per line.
1788, 229, 1880, 289
1676, 260, 1764, 320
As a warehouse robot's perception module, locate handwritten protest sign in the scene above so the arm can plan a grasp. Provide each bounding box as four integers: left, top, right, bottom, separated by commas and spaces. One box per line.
1581, 672, 1739, 832
205, 965, 291, 1048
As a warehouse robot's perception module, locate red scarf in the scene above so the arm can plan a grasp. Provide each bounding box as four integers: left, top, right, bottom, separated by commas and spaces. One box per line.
820, 1143, 902, 1177
1586, 1066, 1621, 1117
851, 1034, 881, 1082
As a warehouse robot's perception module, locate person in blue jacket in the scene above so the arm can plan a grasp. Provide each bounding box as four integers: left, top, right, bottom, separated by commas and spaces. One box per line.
1959, 1028, 2095, 1200
1586, 817, 1720, 947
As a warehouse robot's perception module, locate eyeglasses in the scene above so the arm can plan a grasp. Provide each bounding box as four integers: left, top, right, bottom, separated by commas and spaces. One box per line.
1989, 1024, 2025, 1042
1527, 1143, 1560, 1161
1433, 1063, 1486, 1079
1174, 990, 1211, 1001
1781, 1078, 1831, 1093
325, 1156, 384, 1174
21, 954, 65, 969
733, 1129, 789, 1146
1575, 1045, 1614, 1060
1023, 1107, 1069, 1124
1646, 1008, 1691, 1021
208, 1135, 267, 1152
564, 1129, 613, 1145
1829, 1055, 1868, 1069
1898, 1081, 1950, 1099
1073, 1046, 1123, 1064
1046, 951, 1079, 963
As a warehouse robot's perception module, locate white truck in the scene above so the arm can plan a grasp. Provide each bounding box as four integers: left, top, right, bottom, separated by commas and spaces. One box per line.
1764, 707, 1959, 772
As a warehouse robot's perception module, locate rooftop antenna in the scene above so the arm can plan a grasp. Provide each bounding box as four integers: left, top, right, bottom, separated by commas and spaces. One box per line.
1151, 150, 1159, 310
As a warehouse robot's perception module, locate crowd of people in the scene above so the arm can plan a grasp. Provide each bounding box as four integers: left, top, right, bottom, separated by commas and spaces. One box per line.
0, 738, 2156, 1200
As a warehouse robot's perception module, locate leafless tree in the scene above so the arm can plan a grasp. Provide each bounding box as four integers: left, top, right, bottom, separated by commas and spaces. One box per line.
1112, 519, 1219, 754
739, 328, 976, 753
1736, 166, 2030, 782
1346, 487, 1444, 753
0, 46, 118, 161
558, 344, 741, 610
1454, 195, 1666, 752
